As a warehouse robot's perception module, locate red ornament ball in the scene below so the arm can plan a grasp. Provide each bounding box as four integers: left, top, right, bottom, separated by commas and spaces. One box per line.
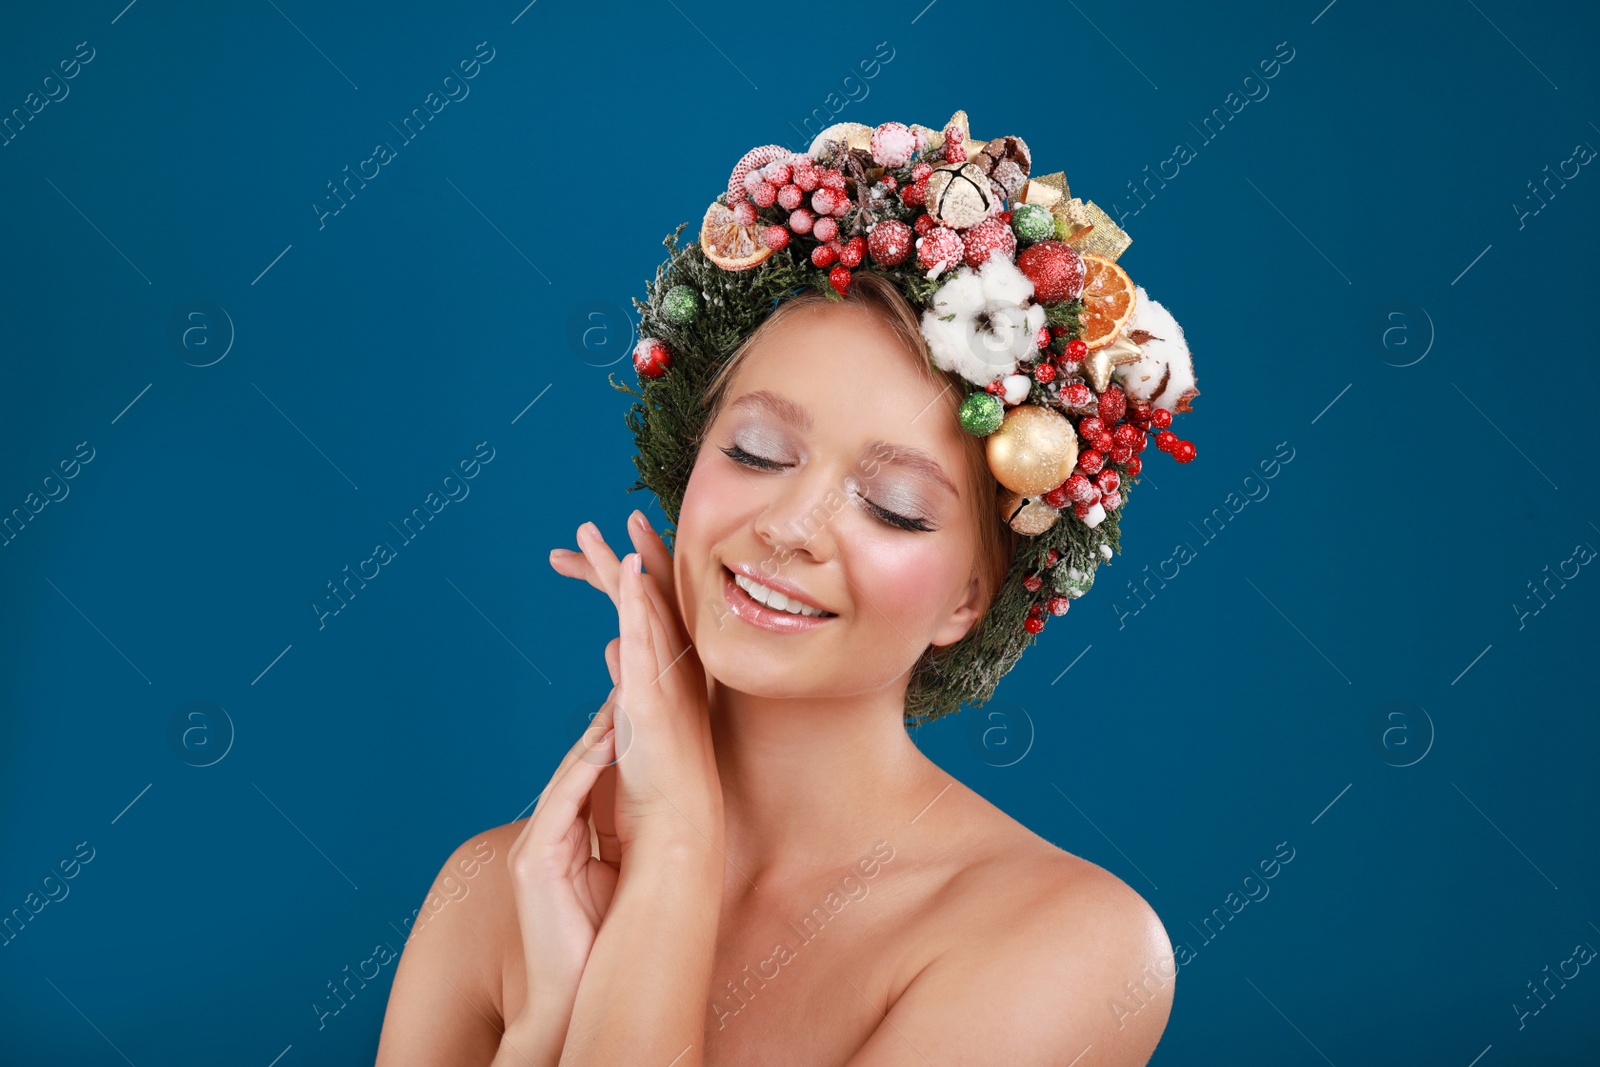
1023, 615, 1045, 635
867, 219, 914, 266
916, 226, 965, 274
633, 337, 671, 379
962, 216, 1017, 267
1015, 241, 1086, 303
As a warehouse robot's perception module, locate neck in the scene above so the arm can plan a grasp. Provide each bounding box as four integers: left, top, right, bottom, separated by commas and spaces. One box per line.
707, 676, 940, 887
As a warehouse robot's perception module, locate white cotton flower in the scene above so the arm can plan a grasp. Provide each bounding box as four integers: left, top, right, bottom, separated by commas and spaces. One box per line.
1113, 285, 1198, 413
920, 257, 1046, 386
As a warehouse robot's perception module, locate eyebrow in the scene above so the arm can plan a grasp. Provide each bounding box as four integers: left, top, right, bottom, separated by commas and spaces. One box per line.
727, 389, 958, 496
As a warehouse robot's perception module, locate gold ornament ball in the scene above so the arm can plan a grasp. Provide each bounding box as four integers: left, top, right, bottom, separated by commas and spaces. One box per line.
986, 405, 1079, 495
997, 488, 1061, 535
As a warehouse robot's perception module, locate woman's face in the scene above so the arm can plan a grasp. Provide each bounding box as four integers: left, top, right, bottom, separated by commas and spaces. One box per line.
673, 299, 991, 702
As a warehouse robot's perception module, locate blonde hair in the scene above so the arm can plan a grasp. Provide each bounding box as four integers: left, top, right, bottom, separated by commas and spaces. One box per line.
700, 270, 1018, 624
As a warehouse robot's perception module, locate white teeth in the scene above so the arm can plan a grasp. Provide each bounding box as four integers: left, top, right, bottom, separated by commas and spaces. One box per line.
733, 572, 829, 617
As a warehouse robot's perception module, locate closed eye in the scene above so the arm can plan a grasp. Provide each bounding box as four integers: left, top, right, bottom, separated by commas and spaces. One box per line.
719, 444, 936, 533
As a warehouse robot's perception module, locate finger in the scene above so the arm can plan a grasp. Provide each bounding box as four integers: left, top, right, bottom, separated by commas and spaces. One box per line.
604, 637, 620, 688
618, 552, 658, 697
526, 711, 614, 827
521, 727, 615, 853
549, 547, 623, 612
591, 761, 620, 866
573, 521, 624, 605
627, 510, 677, 606
639, 570, 683, 678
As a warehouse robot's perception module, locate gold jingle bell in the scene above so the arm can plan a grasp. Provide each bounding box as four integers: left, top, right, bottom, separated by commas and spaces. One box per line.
986, 405, 1079, 496
997, 488, 1061, 535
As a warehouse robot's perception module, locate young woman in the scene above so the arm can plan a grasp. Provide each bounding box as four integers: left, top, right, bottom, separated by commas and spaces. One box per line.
376, 114, 1196, 1065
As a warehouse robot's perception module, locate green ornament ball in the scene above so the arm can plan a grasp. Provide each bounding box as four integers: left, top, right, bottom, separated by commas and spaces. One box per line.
661, 285, 702, 325
958, 391, 1004, 436
1011, 203, 1055, 246
1052, 564, 1096, 598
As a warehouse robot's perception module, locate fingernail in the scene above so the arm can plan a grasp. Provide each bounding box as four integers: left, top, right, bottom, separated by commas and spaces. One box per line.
629, 509, 644, 529
630, 553, 642, 574
580, 521, 598, 539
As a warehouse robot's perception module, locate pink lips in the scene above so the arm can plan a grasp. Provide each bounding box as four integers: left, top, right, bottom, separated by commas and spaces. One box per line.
721, 566, 837, 634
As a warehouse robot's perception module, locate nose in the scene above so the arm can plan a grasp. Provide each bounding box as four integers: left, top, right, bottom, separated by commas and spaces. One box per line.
752, 463, 844, 565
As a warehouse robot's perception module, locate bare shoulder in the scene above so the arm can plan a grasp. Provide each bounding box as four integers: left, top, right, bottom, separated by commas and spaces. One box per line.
373, 820, 526, 1065
855, 781, 1175, 1065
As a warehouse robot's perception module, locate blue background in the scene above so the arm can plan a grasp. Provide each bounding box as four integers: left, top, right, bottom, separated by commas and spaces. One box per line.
2, 1, 1597, 1064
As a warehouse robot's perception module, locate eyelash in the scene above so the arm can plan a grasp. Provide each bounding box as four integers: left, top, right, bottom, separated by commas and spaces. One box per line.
719, 444, 936, 533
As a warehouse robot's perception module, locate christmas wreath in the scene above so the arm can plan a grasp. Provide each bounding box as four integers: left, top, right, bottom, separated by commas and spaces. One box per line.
609, 110, 1200, 726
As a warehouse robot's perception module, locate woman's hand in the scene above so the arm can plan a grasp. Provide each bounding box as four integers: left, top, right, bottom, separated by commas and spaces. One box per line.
501, 703, 620, 1062
549, 511, 723, 854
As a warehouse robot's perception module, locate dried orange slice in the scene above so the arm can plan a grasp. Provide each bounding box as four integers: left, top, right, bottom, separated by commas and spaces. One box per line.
699, 200, 773, 271
1079, 254, 1137, 350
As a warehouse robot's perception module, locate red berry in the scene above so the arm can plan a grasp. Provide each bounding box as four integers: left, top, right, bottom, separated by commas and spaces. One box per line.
1043, 549, 1060, 567
881, 174, 898, 191
777, 183, 804, 211
811, 187, 841, 215
1172, 440, 1197, 463
760, 225, 790, 250
1096, 470, 1120, 493
985, 380, 1004, 394
812, 243, 838, 268
1023, 616, 1045, 635
763, 162, 793, 186
1150, 408, 1173, 430
840, 236, 866, 268
1097, 387, 1126, 424
1130, 431, 1148, 453
1064, 473, 1093, 501
829, 263, 852, 296
1093, 432, 1114, 453
1155, 431, 1178, 452
788, 208, 815, 234
1113, 423, 1142, 447
999, 210, 1013, 224
1078, 449, 1104, 476
1024, 574, 1044, 593
1043, 484, 1071, 508
820, 168, 847, 190
1128, 403, 1152, 425
913, 213, 936, 236
793, 165, 821, 192
813, 215, 839, 243
1078, 416, 1104, 441
1065, 339, 1088, 360
732, 200, 758, 225
1125, 456, 1142, 477
901, 178, 928, 207
1028, 602, 1045, 616
1110, 443, 1134, 464
1047, 595, 1071, 616
911, 162, 933, 182
750, 181, 779, 208
1033, 362, 1056, 383
1063, 384, 1092, 407
1102, 490, 1122, 510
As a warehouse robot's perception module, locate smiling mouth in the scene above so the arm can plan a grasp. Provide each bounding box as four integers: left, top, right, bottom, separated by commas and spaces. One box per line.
720, 565, 838, 632
726, 565, 836, 617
